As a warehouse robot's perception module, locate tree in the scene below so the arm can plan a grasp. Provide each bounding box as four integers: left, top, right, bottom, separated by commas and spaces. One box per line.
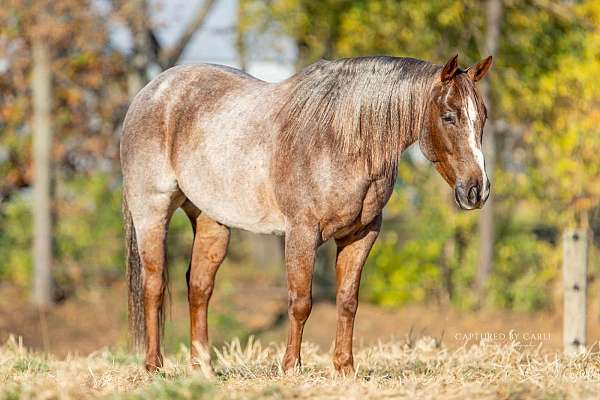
0, 0, 219, 295
113, 0, 217, 95
0, 0, 129, 299
521, 3, 600, 226
1, 0, 218, 198
0, 0, 130, 200
31, 39, 53, 307
475, 0, 503, 306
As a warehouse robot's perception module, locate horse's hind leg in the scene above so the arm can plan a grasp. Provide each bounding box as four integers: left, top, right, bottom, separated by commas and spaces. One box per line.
182, 201, 230, 371
127, 185, 184, 372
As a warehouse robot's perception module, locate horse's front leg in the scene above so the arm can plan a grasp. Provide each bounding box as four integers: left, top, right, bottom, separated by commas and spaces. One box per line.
333, 215, 381, 375
282, 224, 318, 373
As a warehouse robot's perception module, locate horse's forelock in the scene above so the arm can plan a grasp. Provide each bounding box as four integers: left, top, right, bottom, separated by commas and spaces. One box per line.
453, 73, 486, 122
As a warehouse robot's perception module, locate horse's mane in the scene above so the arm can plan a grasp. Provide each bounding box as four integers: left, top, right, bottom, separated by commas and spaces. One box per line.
276, 56, 441, 176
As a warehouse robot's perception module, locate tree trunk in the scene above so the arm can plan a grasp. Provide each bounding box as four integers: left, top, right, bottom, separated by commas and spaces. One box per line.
127, 69, 144, 101
236, 0, 248, 72
32, 40, 53, 308
475, 0, 503, 306
439, 238, 455, 306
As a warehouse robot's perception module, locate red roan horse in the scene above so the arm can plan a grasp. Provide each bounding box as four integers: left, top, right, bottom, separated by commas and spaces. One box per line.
121, 54, 492, 374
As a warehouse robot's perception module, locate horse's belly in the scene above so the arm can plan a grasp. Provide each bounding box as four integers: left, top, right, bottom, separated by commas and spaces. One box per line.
189, 186, 286, 235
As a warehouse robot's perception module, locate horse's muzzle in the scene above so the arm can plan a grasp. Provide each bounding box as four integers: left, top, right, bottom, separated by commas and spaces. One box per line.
454, 179, 490, 210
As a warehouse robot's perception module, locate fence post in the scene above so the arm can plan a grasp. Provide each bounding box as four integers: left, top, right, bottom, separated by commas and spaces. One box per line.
562, 228, 589, 355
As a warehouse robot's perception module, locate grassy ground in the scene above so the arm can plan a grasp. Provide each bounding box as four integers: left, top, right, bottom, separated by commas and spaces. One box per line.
5, 283, 600, 357
1, 335, 600, 400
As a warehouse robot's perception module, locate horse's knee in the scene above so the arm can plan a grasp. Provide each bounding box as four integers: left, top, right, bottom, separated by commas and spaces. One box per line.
337, 291, 358, 318
288, 293, 312, 323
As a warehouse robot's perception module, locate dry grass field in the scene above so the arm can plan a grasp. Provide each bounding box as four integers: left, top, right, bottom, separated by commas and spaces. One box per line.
2, 335, 600, 400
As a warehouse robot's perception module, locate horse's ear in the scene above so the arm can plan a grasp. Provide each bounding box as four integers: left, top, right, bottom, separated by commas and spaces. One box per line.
440, 54, 459, 82
467, 56, 493, 82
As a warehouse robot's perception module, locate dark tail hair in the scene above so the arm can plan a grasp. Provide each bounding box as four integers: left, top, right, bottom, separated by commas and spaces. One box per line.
123, 194, 145, 351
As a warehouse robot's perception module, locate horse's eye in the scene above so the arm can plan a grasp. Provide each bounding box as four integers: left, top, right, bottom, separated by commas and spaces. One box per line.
441, 112, 457, 125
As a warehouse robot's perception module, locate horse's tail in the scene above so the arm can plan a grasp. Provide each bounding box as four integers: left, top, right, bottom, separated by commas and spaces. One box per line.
123, 193, 145, 351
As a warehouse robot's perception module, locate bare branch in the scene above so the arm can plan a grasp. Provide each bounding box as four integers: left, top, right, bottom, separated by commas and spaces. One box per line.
159, 0, 216, 68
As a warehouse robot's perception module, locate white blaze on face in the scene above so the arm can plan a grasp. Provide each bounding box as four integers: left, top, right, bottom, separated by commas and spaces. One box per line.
466, 96, 487, 187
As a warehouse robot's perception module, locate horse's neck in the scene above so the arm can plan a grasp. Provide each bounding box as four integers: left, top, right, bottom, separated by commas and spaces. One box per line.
394, 75, 435, 155
272, 60, 436, 176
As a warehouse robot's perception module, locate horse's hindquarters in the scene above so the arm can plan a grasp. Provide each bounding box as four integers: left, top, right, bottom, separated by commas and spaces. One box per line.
124, 64, 286, 235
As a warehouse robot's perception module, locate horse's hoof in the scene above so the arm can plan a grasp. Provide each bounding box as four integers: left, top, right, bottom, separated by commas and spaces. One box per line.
144, 354, 163, 373
333, 353, 355, 377
144, 362, 161, 373
282, 355, 301, 374
334, 364, 355, 377
191, 360, 216, 379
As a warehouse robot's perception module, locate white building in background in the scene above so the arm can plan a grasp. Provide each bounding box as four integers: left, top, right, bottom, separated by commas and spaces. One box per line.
151, 0, 297, 82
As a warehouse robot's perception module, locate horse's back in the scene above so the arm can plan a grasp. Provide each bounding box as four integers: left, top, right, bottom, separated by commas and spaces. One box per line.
122, 64, 256, 153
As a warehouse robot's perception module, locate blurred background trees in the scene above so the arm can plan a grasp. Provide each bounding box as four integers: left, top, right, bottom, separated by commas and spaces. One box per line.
242, 0, 600, 310
0, 0, 598, 350
1, 0, 129, 304
0, 0, 219, 304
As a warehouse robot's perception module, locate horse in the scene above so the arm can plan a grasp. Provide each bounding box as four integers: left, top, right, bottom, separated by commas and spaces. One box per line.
120, 53, 492, 374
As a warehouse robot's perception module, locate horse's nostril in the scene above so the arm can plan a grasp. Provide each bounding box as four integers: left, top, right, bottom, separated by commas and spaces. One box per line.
468, 185, 479, 205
